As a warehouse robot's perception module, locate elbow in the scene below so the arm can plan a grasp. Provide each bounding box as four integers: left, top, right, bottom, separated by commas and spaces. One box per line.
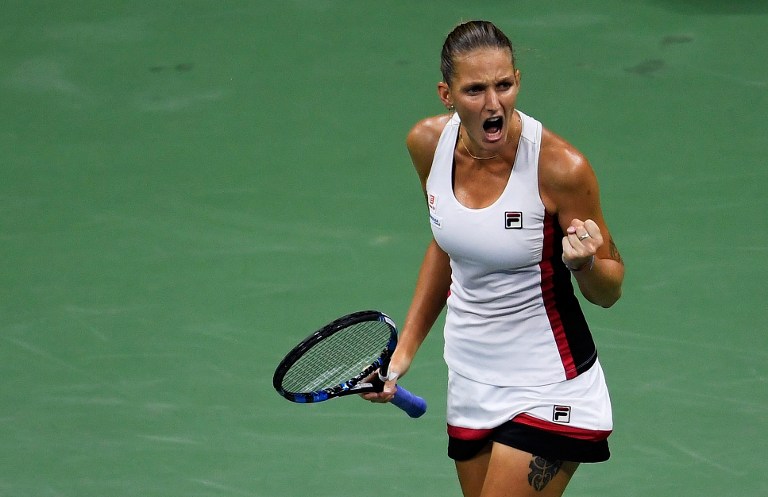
584, 286, 622, 308
597, 287, 622, 308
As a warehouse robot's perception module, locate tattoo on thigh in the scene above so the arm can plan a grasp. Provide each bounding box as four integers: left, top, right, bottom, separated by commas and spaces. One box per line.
528, 456, 563, 492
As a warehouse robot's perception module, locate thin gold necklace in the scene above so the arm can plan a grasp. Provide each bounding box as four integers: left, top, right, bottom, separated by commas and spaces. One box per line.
459, 130, 499, 160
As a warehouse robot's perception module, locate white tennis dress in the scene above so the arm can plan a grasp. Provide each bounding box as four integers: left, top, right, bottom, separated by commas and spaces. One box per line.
426, 111, 612, 436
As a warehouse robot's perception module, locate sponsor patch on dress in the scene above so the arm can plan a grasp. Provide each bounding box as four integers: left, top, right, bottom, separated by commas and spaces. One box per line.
430, 212, 442, 228
505, 211, 523, 229
553, 405, 571, 423
428, 192, 438, 211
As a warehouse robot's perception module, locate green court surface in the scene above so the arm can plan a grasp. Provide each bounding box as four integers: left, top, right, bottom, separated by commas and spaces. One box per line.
2, 1, 767, 496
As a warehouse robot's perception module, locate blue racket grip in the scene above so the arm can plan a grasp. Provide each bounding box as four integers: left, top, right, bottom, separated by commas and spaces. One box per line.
391, 385, 427, 418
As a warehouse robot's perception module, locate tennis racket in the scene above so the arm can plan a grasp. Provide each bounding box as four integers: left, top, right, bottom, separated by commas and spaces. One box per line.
273, 310, 427, 418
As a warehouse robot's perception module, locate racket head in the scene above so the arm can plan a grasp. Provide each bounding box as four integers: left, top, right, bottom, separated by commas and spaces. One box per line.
273, 310, 397, 404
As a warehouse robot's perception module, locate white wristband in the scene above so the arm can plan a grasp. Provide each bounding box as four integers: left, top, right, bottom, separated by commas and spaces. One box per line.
379, 371, 400, 382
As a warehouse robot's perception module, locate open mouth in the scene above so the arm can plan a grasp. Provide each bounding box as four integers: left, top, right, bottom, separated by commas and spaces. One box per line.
482, 116, 505, 140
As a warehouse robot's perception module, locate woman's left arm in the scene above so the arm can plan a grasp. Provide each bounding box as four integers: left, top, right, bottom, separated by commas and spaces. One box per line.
539, 131, 624, 308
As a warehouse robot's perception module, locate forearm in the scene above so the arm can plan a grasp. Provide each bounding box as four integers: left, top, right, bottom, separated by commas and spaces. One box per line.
571, 257, 624, 308
391, 239, 451, 373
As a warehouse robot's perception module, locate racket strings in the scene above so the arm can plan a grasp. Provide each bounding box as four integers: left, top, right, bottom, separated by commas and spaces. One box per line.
281, 321, 391, 393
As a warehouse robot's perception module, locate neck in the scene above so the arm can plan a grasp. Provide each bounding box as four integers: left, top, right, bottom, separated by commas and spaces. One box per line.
460, 131, 499, 160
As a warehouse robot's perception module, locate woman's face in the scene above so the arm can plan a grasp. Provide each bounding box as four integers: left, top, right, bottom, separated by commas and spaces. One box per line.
439, 47, 521, 153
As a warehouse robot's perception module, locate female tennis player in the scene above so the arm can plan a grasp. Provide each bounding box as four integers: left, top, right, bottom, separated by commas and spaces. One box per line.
363, 20, 625, 497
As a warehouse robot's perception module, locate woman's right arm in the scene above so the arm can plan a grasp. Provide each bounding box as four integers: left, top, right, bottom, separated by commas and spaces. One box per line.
387, 239, 451, 379
365, 115, 452, 402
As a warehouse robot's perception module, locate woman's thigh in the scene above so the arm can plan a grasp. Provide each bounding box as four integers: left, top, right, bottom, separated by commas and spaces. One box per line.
455, 442, 579, 497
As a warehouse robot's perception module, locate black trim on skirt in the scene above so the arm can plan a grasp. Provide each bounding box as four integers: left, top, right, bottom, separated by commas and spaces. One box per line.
448, 419, 610, 463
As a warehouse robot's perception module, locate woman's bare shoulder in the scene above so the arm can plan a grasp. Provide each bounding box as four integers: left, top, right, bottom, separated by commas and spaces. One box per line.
406, 114, 451, 187
539, 126, 594, 192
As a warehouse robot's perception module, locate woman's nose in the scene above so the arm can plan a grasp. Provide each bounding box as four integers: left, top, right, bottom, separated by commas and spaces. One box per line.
485, 90, 500, 111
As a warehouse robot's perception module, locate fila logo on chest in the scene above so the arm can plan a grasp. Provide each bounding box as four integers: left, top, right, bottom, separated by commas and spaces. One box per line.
505, 211, 523, 229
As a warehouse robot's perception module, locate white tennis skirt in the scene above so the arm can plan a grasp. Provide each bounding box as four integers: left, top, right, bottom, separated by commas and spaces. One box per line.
447, 359, 613, 440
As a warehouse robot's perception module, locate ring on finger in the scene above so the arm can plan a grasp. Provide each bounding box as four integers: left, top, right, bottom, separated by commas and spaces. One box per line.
578, 233, 590, 240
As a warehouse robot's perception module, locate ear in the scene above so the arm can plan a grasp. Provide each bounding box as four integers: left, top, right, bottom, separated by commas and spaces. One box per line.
437, 82, 453, 110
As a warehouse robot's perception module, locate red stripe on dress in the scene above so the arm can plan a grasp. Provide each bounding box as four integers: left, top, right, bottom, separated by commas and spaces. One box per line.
540, 214, 577, 378
513, 413, 612, 441
447, 424, 493, 440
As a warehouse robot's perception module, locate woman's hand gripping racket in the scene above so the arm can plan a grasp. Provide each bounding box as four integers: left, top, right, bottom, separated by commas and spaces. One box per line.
273, 310, 427, 418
